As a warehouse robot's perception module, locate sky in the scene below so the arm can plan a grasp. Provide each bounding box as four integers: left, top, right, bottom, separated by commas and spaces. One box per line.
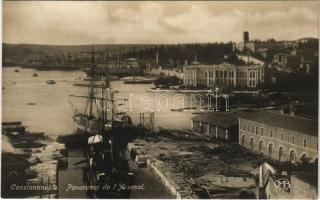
3, 1, 318, 45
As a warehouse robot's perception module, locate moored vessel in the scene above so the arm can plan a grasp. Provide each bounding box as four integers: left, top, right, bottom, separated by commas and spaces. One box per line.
46, 80, 56, 84
60, 46, 135, 198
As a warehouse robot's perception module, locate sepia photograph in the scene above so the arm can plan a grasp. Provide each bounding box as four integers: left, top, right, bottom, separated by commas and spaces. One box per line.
1, 1, 319, 199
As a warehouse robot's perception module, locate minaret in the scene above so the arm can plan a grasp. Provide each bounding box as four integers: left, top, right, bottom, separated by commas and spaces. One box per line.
195, 53, 197, 63
156, 52, 159, 64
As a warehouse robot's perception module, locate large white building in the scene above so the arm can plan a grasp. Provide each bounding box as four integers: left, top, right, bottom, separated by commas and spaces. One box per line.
183, 62, 265, 88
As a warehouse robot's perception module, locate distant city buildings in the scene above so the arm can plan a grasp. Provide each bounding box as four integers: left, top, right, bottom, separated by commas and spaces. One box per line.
272, 48, 318, 73
183, 62, 265, 89
239, 111, 318, 163
236, 31, 299, 54
125, 58, 140, 68
235, 31, 319, 74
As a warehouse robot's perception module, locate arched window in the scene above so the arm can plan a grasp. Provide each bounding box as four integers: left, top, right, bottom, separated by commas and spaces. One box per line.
241, 135, 246, 146
290, 151, 296, 162
250, 138, 254, 150
268, 143, 274, 155
279, 147, 285, 161
303, 139, 307, 147
259, 140, 264, 152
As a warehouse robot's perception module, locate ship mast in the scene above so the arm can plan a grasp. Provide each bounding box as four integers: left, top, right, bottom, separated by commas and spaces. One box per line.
89, 45, 95, 118
78, 45, 98, 118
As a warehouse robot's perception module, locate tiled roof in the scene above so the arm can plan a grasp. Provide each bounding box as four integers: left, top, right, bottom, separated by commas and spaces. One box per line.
191, 110, 254, 129
240, 111, 318, 137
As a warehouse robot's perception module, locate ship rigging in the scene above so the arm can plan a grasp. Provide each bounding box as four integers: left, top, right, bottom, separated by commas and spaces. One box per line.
68, 45, 135, 198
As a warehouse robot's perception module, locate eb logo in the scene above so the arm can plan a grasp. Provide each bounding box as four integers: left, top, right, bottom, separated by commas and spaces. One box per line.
275, 178, 291, 191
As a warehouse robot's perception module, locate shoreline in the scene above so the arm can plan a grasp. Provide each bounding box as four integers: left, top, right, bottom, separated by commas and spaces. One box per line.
2, 121, 64, 198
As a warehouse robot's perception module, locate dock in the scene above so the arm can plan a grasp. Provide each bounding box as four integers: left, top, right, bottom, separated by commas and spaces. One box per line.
57, 149, 87, 198
126, 150, 173, 199
127, 134, 259, 199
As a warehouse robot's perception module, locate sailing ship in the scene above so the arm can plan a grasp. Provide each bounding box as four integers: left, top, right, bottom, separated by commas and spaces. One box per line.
68, 46, 135, 198
83, 52, 144, 78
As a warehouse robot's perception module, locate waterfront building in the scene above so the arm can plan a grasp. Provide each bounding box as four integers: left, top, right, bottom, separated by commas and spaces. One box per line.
191, 110, 250, 142
183, 62, 265, 88
239, 111, 318, 163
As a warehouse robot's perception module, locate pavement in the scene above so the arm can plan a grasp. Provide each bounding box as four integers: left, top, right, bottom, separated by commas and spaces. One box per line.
128, 160, 174, 199
57, 149, 88, 198
57, 148, 173, 199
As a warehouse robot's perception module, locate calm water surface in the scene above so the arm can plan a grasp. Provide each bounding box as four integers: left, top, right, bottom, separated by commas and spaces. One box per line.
3, 67, 198, 137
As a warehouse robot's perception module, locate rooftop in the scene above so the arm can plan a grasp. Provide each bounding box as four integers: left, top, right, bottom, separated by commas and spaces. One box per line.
191, 110, 254, 129
184, 62, 262, 70
240, 110, 318, 137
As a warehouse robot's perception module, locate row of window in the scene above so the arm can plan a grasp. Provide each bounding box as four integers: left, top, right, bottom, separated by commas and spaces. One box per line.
214, 70, 235, 79
241, 135, 307, 162
236, 80, 248, 87
236, 71, 247, 78
241, 123, 310, 148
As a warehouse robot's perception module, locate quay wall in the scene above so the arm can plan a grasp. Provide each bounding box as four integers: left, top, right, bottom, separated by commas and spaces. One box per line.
127, 143, 194, 199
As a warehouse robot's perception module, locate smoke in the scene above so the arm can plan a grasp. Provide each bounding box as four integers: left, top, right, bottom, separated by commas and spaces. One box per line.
2, 135, 15, 153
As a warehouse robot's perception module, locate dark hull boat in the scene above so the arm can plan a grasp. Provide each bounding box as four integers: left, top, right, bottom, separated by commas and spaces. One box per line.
46, 80, 56, 84
59, 46, 136, 198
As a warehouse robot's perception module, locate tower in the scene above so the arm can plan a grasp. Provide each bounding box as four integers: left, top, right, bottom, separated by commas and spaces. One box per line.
243, 31, 249, 43
243, 31, 250, 63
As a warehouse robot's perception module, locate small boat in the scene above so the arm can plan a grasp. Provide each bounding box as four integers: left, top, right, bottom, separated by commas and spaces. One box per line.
171, 107, 197, 112
122, 76, 156, 84
148, 88, 170, 92
33, 73, 38, 77
46, 80, 56, 84
14, 69, 20, 72
177, 89, 209, 93
84, 75, 119, 81
27, 102, 36, 105
73, 83, 103, 88
171, 108, 184, 112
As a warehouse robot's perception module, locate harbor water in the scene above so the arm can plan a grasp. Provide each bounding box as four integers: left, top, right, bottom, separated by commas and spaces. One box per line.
3, 66, 200, 198
3, 66, 199, 137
